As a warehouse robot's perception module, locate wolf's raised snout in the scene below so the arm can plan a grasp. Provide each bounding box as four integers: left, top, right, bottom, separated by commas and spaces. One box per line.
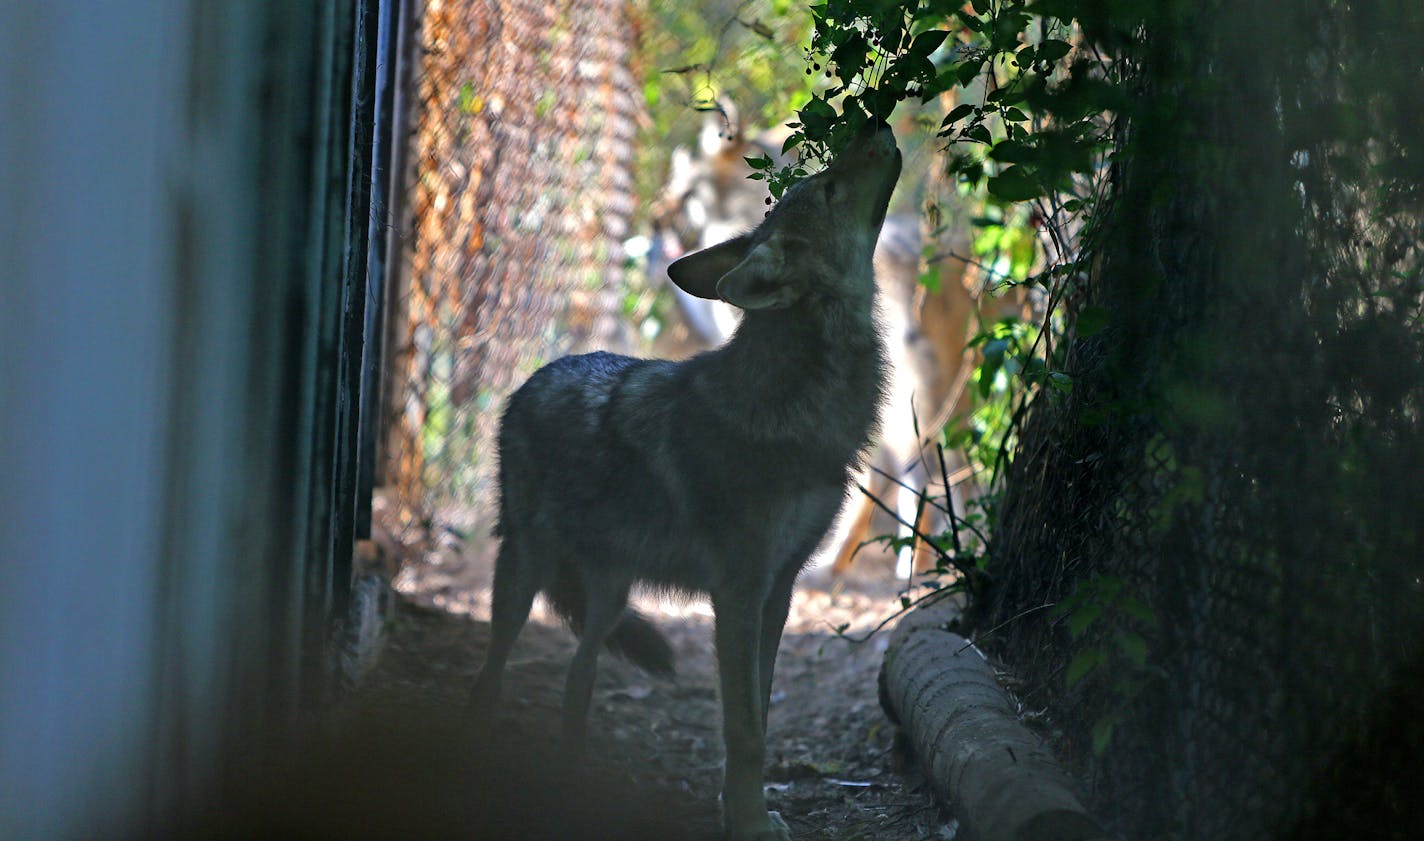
667, 121, 902, 311
470, 123, 901, 841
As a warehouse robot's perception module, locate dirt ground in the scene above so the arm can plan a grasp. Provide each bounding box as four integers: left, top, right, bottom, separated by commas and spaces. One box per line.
348, 526, 957, 841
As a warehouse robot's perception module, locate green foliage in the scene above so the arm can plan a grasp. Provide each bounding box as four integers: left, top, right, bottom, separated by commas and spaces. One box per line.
758, 4, 1151, 764
771, 0, 1127, 661
776, 0, 1119, 497
1054, 574, 1159, 754
639, 0, 1122, 469
640, 1, 1147, 720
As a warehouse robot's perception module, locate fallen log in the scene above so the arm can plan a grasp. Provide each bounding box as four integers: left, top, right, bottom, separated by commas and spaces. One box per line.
879, 597, 1106, 841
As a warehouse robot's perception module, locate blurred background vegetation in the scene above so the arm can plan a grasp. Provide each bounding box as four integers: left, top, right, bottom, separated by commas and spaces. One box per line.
633, 0, 817, 196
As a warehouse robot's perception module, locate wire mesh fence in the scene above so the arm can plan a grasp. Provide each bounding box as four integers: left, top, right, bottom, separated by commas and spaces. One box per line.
972, 7, 1424, 840
385, 0, 643, 534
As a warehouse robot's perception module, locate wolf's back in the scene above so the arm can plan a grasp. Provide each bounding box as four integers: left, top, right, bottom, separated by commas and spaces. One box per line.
495, 351, 677, 677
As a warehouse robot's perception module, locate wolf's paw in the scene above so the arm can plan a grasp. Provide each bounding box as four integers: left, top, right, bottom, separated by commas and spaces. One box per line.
727, 810, 792, 841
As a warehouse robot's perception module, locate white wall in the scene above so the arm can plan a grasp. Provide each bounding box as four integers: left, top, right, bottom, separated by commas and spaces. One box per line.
0, 4, 319, 838
1, 5, 188, 838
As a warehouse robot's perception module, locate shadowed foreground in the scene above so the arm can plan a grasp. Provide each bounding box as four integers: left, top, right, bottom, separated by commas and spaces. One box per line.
336, 543, 954, 840
177, 708, 702, 840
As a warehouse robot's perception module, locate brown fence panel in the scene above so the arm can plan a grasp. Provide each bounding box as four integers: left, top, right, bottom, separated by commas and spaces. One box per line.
386, 0, 642, 534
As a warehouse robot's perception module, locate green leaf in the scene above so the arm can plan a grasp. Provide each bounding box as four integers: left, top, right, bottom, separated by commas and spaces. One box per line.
1076, 305, 1109, 337
1068, 602, 1102, 638
978, 339, 1008, 398
1119, 596, 1159, 628
987, 166, 1041, 202
909, 29, 948, 58
1048, 371, 1073, 393
1116, 630, 1149, 668
878, 20, 907, 54
1066, 647, 1101, 688
999, 88, 1027, 106
1091, 714, 1118, 755
830, 32, 870, 79
798, 105, 833, 139
1096, 576, 1123, 601
864, 86, 900, 120
941, 103, 976, 128
944, 425, 973, 449
990, 139, 1039, 164
902, 55, 938, 86
955, 58, 986, 86
745, 155, 772, 170
970, 0, 991, 14
1036, 39, 1072, 63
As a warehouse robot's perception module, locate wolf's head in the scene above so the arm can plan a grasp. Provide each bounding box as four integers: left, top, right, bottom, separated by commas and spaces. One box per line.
667, 121, 902, 311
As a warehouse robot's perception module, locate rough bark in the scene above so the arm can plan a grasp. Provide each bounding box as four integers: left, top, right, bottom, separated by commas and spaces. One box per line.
879, 598, 1104, 841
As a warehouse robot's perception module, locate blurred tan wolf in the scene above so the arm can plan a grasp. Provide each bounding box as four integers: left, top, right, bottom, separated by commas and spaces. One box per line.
470, 121, 902, 841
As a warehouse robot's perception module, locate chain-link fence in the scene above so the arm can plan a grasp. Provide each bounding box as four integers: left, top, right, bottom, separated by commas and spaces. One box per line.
384, 0, 643, 533
972, 6, 1424, 840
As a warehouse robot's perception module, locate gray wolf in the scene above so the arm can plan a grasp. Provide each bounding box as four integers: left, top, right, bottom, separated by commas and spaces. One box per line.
650, 111, 979, 579
470, 121, 902, 840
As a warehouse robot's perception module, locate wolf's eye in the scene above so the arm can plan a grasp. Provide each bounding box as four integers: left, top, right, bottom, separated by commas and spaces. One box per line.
825, 181, 839, 200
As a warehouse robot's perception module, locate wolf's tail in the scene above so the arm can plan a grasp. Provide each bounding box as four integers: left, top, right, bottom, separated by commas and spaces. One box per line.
545, 578, 676, 678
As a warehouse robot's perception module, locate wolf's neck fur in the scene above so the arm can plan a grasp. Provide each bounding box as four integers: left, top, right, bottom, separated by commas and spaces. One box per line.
693, 275, 885, 450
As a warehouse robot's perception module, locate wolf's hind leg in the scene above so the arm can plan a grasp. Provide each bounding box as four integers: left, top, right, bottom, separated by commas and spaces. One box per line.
560, 575, 630, 756
468, 542, 539, 727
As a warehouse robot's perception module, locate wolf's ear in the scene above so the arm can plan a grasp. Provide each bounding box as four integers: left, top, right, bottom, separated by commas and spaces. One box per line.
715, 240, 799, 311
667, 235, 753, 300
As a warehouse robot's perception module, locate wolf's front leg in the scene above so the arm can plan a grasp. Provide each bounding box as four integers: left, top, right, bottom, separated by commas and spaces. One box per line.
713, 598, 793, 841
758, 562, 800, 730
